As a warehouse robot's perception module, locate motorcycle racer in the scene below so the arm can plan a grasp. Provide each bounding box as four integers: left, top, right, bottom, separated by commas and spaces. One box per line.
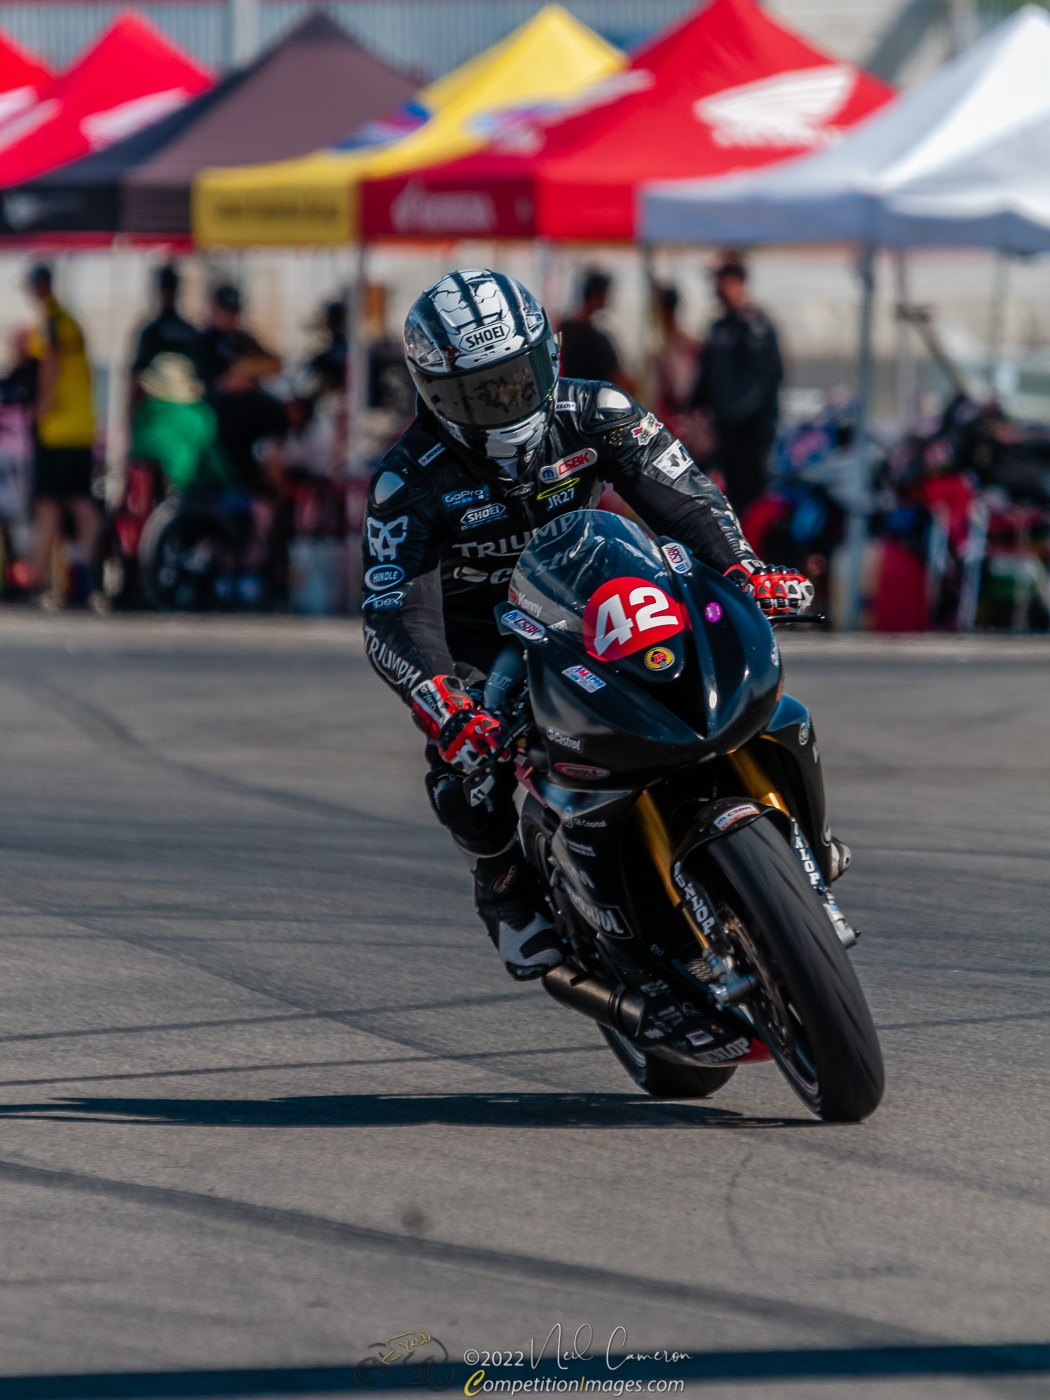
362, 269, 828, 980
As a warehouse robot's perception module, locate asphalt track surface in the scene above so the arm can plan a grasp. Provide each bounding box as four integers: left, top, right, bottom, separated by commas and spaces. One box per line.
0, 615, 1048, 1400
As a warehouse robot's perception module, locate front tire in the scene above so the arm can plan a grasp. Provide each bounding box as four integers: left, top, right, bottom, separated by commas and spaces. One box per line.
600, 1027, 736, 1099
707, 818, 884, 1122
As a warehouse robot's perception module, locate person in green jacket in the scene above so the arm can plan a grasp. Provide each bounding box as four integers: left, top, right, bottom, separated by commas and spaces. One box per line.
132, 352, 233, 495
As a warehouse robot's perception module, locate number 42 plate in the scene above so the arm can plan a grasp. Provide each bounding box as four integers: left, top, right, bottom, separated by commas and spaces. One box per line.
582, 575, 685, 662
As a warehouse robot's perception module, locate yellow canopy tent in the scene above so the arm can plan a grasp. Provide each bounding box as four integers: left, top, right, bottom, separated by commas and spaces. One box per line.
193, 5, 623, 246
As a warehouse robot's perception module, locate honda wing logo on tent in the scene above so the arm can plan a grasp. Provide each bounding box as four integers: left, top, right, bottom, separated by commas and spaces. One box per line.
694, 65, 857, 148
81, 88, 193, 151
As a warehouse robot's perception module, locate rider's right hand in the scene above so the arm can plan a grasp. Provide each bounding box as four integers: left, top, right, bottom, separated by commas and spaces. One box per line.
411, 676, 503, 769
436, 707, 502, 770
411, 675, 473, 739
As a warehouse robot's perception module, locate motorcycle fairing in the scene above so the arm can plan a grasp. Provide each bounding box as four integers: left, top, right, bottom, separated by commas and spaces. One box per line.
501, 516, 780, 785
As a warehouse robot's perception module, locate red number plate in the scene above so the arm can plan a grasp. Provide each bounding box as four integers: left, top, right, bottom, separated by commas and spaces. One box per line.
582, 575, 685, 662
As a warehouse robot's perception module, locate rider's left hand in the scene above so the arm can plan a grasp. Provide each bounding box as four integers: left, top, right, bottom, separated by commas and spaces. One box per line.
724, 563, 815, 617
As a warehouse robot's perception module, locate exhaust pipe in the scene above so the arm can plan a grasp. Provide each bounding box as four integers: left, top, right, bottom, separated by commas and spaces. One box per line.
542, 961, 645, 1037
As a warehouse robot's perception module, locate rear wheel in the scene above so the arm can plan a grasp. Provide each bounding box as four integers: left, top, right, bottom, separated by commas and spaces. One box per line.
600, 1027, 736, 1099
707, 818, 884, 1122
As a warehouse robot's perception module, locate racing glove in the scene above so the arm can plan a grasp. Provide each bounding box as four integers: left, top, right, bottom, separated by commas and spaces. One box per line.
411, 676, 502, 770
724, 563, 815, 617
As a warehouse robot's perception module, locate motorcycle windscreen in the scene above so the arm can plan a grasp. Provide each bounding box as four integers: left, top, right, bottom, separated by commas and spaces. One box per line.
510, 511, 686, 665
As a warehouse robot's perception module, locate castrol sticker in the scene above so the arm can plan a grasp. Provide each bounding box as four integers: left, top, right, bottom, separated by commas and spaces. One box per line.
582, 576, 685, 662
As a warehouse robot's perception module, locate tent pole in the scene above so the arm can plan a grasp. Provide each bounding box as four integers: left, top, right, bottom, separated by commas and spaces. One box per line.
893, 247, 914, 427
640, 240, 658, 408
347, 240, 368, 479
985, 249, 1010, 396
104, 235, 130, 508
843, 241, 877, 632
536, 237, 555, 313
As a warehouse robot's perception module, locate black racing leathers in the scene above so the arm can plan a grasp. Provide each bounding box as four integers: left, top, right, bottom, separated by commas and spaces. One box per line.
361, 379, 761, 705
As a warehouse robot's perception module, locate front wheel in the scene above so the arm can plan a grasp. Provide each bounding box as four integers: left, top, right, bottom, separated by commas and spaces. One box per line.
707, 818, 884, 1122
600, 1027, 737, 1099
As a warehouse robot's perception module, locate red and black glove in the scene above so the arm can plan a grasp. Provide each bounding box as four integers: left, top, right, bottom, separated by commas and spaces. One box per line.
411, 676, 502, 770
724, 563, 815, 618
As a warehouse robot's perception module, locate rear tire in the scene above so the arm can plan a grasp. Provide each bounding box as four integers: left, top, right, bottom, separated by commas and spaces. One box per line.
707, 818, 884, 1122
600, 1027, 736, 1099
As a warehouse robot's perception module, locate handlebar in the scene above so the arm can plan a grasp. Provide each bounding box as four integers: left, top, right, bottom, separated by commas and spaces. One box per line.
770, 612, 828, 627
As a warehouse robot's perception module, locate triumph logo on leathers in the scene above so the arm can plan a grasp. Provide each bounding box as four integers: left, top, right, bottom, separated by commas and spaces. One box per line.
363, 626, 422, 692
452, 531, 534, 559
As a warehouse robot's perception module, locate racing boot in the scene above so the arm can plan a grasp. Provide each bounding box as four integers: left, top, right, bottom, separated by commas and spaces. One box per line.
829, 836, 852, 882
468, 841, 565, 981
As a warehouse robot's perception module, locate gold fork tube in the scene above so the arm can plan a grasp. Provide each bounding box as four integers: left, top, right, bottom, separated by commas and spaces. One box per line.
633, 790, 714, 952
728, 746, 789, 814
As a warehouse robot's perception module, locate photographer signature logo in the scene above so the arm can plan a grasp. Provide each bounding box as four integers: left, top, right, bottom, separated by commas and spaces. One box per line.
356, 1330, 456, 1390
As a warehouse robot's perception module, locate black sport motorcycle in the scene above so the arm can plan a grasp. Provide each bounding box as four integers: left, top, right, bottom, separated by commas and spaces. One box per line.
468, 510, 884, 1123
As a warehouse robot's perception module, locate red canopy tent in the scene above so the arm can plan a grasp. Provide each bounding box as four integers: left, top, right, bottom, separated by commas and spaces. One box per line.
0, 31, 52, 129
360, 0, 894, 242
0, 12, 211, 189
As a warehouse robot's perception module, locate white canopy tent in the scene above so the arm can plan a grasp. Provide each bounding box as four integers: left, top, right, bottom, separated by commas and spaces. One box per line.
641, 5, 1050, 627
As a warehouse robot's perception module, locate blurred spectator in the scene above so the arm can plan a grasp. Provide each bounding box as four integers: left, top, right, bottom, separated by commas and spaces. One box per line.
196, 284, 287, 494
24, 265, 99, 608
130, 265, 200, 383
132, 353, 232, 496
559, 269, 633, 390
652, 283, 708, 459
211, 385, 288, 496
0, 329, 38, 406
692, 257, 782, 516
197, 284, 281, 392
310, 300, 347, 395
365, 283, 413, 417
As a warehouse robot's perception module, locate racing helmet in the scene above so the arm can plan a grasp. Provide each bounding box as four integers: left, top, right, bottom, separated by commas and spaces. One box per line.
404, 269, 559, 474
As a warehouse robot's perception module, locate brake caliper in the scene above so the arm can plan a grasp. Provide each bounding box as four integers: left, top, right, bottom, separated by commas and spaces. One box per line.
671, 862, 756, 1005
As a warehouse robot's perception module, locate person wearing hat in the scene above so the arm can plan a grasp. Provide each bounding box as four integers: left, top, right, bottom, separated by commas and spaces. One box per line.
25, 264, 99, 606
196, 284, 281, 392
691, 257, 783, 518
132, 352, 232, 496
130, 265, 201, 385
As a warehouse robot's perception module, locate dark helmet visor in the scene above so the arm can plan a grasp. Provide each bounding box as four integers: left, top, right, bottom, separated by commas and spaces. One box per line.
410, 341, 557, 430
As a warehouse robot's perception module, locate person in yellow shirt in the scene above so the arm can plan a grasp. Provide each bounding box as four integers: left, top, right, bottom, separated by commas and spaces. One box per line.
26, 265, 99, 605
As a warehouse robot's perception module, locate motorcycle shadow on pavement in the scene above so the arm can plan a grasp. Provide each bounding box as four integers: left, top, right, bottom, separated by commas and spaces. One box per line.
0, 1092, 819, 1130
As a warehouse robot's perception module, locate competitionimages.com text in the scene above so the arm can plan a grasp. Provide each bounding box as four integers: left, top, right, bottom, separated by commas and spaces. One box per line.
465, 1378, 685, 1394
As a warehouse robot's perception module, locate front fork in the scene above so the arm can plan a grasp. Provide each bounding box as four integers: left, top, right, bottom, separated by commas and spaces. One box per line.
633, 791, 758, 1005
728, 743, 856, 950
